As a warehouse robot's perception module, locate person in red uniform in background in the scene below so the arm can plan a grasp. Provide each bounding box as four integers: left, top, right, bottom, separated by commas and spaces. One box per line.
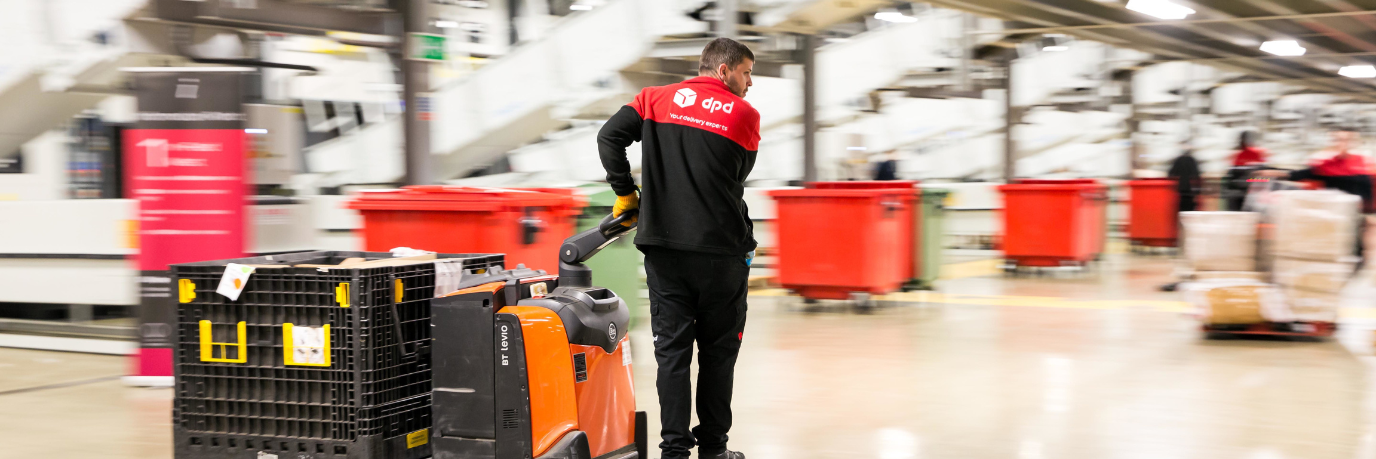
1260, 127, 1373, 261
1285, 127, 1373, 209
1223, 131, 1269, 211
1233, 130, 1267, 167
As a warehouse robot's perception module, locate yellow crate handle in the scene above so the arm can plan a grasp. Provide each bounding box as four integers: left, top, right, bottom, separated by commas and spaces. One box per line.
395, 278, 404, 303
199, 320, 247, 363
178, 279, 196, 303
336, 283, 350, 308
283, 323, 332, 367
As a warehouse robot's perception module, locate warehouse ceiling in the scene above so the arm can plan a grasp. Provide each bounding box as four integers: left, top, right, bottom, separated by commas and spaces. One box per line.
913, 0, 1376, 100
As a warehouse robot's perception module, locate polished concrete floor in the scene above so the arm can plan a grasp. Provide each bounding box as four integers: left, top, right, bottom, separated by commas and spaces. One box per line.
6, 253, 1376, 458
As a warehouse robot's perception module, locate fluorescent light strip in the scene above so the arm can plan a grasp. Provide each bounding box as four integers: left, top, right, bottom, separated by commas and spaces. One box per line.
1340, 65, 1376, 78
1260, 40, 1306, 56
1125, 0, 1195, 20
874, 11, 918, 23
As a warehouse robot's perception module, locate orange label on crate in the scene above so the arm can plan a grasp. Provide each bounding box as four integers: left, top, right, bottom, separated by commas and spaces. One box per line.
407, 429, 429, 448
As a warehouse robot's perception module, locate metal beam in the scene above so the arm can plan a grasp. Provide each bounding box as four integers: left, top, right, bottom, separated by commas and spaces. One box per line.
1238, 0, 1376, 52
935, 0, 1376, 99
972, 9, 1376, 35
1113, 50, 1376, 63
1022, 0, 1368, 93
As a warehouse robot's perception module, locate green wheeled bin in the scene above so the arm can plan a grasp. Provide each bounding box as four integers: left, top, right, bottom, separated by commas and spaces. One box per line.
914, 188, 949, 290
576, 185, 647, 323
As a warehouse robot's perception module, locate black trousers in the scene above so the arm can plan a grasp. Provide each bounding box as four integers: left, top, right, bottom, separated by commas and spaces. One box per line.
641, 246, 749, 458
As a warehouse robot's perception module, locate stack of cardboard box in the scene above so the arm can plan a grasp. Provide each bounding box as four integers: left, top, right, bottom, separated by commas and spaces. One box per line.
1268, 190, 1360, 323
1179, 211, 1267, 323
1181, 211, 1260, 277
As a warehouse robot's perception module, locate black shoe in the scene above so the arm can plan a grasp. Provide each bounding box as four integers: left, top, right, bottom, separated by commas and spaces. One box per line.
701, 450, 745, 459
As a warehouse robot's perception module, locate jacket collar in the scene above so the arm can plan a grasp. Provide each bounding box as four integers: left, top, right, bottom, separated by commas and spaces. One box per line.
685, 76, 733, 94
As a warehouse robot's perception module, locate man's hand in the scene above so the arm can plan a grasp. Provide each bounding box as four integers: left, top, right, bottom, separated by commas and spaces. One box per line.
613, 192, 640, 227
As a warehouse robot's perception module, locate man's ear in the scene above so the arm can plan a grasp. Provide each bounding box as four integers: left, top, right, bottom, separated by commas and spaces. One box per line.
717, 62, 730, 77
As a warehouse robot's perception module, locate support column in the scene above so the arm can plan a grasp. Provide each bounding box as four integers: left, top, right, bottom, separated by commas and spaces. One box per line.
1003, 59, 1017, 182
801, 34, 818, 183
956, 13, 975, 92
1127, 70, 1141, 174
402, 0, 432, 186
718, 0, 737, 39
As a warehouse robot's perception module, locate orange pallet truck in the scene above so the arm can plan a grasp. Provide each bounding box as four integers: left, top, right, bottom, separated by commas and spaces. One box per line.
431, 212, 647, 459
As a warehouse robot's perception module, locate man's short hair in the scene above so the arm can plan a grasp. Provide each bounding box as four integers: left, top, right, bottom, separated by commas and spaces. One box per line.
699, 38, 755, 75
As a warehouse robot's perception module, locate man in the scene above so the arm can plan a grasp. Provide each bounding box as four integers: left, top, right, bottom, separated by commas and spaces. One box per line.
597, 38, 760, 459
1167, 148, 1201, 213
1292, 128, 1373, 210
1224, 131, 1267, 211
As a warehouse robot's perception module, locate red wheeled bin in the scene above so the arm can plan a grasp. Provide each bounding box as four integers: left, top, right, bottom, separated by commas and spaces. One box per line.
806, 181, 922, 288
768, 187, 914, 302
1126, 179, 1180, 248
347, 186, 585, 272
998, 179, 1108, 268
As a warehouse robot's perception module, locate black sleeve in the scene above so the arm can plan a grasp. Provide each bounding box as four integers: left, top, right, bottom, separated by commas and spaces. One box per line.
1286, 168, 1316, 182
598, 105, 643, 197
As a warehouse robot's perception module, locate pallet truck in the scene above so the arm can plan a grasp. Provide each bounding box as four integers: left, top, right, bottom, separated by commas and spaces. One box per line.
431, 211, 647, 459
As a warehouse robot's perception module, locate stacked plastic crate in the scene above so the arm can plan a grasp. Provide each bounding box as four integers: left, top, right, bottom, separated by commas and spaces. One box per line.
170, 251, 503, 459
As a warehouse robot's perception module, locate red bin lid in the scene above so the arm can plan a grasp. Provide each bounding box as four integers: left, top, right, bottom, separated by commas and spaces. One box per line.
347, 186, 587, 212
997, 182, 1103, 192
1013, 179, 1100, 185
806, 180, 919, 190
1125, 179, 1176, 187
768, 188, 916, 200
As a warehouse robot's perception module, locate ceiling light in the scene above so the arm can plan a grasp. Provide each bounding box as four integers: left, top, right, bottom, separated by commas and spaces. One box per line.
1125, 0, 1195, 20
570, 3, 593, 10
1260, 40, 1306, 56
1043, 45, 1069, 52
1340, 65, 1376, 78
434, 20, 459, 28
874, 10, 918, 23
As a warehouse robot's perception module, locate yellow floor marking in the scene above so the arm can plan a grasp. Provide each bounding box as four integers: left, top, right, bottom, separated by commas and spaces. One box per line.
754, 289, 1376, 319
939, 259, 1003, 280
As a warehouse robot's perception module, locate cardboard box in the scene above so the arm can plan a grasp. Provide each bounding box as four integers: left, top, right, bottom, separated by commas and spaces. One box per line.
1272, 190, 1360, 261
1272, 257, 1354, 294
1184, 281, 1279, 325
1192, 271, 1264, 282
1280, 287, 1341, 323
1181, 212, 1259, 272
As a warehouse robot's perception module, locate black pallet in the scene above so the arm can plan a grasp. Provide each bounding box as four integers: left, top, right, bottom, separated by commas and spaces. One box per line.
171, 251, 502, 458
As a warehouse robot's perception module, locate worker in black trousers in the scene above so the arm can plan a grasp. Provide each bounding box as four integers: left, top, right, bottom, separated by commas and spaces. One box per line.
596, 38, 761, 459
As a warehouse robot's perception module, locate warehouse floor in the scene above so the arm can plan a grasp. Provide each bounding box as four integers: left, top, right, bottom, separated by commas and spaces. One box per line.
5, 253, 1376, 459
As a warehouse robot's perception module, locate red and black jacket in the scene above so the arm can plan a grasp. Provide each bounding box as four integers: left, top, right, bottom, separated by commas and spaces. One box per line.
598, 76, 761, 255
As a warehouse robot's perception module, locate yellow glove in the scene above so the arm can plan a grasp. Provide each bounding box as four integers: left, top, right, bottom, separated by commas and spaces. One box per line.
612, 192, 639, 227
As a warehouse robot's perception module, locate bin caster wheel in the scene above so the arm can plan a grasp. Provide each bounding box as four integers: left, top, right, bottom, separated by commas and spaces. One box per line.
850, 292, 874, 312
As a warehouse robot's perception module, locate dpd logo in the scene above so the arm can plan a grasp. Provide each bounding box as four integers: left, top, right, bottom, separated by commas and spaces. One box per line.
700, 96, 734, 114
673, 88, 696, 108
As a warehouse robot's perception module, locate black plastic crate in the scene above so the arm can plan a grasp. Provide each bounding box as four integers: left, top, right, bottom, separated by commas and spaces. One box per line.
171, 251, 501, 458
174, 394, 432, 459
